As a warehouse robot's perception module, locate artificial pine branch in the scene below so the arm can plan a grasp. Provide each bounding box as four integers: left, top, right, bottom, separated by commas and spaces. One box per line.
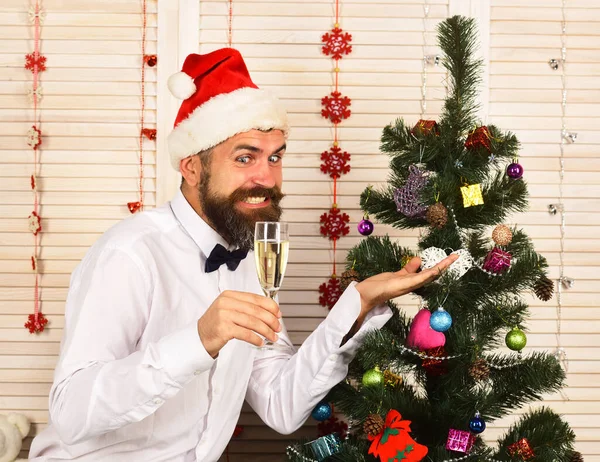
494, 408, 576, 462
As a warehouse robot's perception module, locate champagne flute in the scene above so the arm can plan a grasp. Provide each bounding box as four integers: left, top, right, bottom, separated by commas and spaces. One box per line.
254, 222, 289, 350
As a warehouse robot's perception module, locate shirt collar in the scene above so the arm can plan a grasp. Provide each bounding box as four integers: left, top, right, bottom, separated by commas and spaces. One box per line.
170, 188, 230, 259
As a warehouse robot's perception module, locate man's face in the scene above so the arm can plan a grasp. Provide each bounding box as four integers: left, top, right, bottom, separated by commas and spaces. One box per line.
197, 130, 286, 251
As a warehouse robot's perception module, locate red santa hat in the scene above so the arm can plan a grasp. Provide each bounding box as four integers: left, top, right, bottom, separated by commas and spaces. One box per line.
167, 48, 289, 171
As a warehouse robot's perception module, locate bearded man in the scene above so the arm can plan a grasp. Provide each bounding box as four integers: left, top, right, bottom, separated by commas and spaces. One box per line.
30, 48, 456, 462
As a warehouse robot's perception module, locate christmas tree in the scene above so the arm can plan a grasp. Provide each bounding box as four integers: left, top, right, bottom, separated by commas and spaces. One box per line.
286, 15, 580, 462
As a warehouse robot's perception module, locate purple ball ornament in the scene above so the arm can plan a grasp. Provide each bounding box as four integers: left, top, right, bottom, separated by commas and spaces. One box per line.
506, 162, 524, 179
358, 217, 374, 236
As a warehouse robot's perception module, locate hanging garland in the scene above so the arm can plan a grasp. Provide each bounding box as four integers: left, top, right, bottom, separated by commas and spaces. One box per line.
128, 0, 152, 214
317, 0, 352, 310
24, 0, 48, 334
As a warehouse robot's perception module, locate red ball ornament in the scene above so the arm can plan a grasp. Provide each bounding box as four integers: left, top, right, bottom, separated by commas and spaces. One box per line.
507, 162, 524, 179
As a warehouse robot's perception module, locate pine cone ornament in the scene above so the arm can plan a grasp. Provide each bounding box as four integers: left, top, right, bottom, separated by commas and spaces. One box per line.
570, 451, 584, 462
340, 268, 360, 291
383, 369, 403, 387
534, 275, 554, 301
468, 358, 490, 381
363, 413, 385, 437
492, 224, 513, 246
426, 202, 448, 229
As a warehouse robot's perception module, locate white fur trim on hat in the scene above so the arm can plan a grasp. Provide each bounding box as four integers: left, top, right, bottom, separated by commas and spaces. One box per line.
168, 87, 289, 171
167, 71, 197, 100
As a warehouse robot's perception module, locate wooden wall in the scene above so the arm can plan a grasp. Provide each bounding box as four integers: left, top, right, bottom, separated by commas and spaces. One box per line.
0, 0, 597, 460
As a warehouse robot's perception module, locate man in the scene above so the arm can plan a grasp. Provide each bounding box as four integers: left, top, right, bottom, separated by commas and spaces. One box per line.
30, 48, 456, 461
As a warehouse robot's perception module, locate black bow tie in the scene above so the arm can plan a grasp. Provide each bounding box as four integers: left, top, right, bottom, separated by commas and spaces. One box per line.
205, 243, 248, 273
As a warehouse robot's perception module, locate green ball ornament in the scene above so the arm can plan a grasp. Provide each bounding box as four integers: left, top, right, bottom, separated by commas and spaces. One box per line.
505, 327, 527, 351
362, 367, 384, 387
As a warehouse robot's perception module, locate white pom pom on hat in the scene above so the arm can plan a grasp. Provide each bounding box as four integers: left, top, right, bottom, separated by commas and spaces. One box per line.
167, 71, 197, 100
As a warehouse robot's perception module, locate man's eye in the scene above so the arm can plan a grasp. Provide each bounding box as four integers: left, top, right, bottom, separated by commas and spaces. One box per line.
268, 155, 281, 163
236, 156, 251, 164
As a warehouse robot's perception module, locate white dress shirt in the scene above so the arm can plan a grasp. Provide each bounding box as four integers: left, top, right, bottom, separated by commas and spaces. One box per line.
29, 189, 392, 462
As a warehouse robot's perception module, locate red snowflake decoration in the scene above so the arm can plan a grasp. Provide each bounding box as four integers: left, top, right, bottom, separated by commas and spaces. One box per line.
28, 211, 42, 236
321, 91, 351, 124
319, 276, 342, 310
318, 415, 348, 439
320, 206, 350, 240
141, 128, 157, 141
25, 52, 47, 73
321, 26, 353, 60
25, 312, 48, 334
320, 145, 351, 179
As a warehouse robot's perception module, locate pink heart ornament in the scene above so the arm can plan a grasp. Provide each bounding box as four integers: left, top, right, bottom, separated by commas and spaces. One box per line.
406, 308, 446, 350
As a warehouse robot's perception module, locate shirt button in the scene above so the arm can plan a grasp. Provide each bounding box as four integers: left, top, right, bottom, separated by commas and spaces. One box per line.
194, 370, 202, 376
153, 398, 163, 405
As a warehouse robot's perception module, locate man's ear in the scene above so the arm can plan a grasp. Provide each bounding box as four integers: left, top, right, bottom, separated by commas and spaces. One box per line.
180, 155, 202, 189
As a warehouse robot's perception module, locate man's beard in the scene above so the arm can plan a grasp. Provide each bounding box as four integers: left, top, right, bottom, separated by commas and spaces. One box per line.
198, 172, 284, 252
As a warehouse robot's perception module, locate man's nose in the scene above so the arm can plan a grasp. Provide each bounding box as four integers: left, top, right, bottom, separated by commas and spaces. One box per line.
252, 162, 276, 188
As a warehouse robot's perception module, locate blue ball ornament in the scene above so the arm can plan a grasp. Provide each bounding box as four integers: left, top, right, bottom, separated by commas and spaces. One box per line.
311, 401, 332, 421
469, 412, 486, 434
430, 307, 452, 332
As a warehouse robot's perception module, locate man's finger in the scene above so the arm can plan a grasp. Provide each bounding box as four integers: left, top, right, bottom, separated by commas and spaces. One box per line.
223, 290, 281, 317
403, 256, 422, 274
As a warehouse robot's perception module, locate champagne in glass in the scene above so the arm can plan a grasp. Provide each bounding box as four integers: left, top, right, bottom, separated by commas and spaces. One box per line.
254, 222, 289, 349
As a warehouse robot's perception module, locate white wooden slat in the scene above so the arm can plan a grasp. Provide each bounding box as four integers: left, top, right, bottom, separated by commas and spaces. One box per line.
200, 2, 449, 18
0, 0, 158, 13
0, 81, 157, 96
4, 39, 158, 55
0, 67, 157, 82
0, 25, 158, 41
0, 13, 158, 28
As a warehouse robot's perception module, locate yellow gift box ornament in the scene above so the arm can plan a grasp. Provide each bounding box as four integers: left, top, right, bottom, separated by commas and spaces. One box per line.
460, 183, 484, 208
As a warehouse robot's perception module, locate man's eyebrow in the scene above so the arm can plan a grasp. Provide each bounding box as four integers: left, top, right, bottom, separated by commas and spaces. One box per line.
233, 143, 286, 154
233, 144, 262, 153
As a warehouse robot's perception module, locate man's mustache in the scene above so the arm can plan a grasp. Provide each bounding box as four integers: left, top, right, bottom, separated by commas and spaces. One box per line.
228, 186, 285, 203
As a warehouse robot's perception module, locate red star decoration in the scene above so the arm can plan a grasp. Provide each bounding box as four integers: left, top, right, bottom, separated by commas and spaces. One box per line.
321, 26, 353, 60
141, 128, 157, 141
320, 206, 350, 241
321, 91, 351, 124
25, 52, 47, 73
317, 415, 348, 439
319, 276, 342, 310
320, 145, 351, 179
25, 312, 48, 334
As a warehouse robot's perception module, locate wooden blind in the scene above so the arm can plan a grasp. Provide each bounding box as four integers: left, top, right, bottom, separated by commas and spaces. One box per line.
488, 0, 599, 459
0, 0, 158, 457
